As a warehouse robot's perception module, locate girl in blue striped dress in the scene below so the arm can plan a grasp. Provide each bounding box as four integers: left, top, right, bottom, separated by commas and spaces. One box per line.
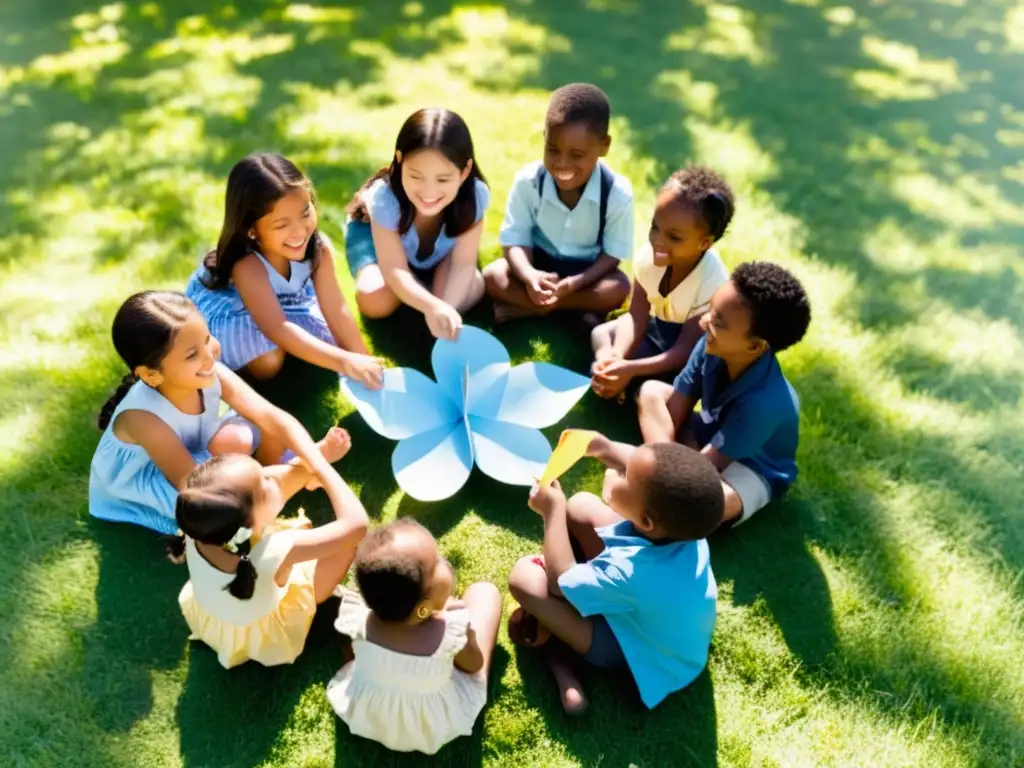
186, 154, 383, 386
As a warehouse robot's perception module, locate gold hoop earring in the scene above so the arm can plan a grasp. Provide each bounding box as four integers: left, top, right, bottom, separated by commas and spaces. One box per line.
415, 604, 431, 621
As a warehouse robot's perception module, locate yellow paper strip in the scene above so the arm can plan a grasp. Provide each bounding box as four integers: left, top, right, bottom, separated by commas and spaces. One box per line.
540, 429, 597, 486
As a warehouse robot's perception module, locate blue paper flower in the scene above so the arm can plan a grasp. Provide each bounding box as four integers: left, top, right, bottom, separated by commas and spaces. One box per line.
340, 326, 591, 501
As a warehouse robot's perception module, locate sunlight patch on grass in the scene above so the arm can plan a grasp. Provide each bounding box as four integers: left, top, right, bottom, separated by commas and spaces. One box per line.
666, 2, 772, 66
851, 36, 963, 102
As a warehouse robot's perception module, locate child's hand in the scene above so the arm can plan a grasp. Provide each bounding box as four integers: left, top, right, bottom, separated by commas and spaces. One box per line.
554, 276, 579, 299
341, 353, 385, 390
525, 270, 558, 307
590, 359, 634, 399
584, 432, 611, 461
426, 302, 463, 340
529, 479, 567, 518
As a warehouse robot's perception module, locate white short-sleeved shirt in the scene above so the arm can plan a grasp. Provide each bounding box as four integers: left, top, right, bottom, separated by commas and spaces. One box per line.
498, 160, 634, 262
632, 244, 729, 324
361, 177, 490, 271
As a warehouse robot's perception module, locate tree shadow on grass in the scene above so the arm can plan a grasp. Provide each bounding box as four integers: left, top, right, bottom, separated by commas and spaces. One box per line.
515, 647, 718, 768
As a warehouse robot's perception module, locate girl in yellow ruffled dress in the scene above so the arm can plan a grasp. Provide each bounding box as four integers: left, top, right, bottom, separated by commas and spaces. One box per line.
170, 427, 367, 668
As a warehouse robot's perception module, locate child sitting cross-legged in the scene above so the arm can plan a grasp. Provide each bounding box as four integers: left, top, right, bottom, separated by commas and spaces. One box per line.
637, 262, 811, 528
483, 83, 632, 324
590, 166, 733, 400
507, 435, 724, 714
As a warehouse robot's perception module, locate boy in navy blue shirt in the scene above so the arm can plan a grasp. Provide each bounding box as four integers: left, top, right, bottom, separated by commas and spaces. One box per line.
638, 261, 811, 527
508, 438, 723, 714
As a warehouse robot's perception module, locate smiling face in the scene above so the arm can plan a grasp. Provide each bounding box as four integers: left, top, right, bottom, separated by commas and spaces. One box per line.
137, 312, 219, 391
400, 148, 471, 217
699, 280, 764, 360
251, 187, 317, 263
543, 121, 610, 192
649, 187, 715, 269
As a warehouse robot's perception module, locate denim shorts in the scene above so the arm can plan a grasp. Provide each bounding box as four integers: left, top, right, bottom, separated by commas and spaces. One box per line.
583, 615, 626, 669
345, 219, 437, 284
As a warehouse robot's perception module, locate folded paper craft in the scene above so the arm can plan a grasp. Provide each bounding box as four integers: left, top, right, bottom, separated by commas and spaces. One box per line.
340, 326, 590, 501
539, 429, 598, 486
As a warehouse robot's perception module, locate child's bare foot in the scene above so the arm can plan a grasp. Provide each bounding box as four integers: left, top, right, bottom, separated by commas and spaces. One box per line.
319, 427, 351, 464
508, 606, 552, 647
548, 653, 589, 715
305, 428, 351, 490
493, 301, 545, 325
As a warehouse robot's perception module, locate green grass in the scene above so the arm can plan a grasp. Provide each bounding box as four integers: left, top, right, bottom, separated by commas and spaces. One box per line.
1, 1, 1022, 766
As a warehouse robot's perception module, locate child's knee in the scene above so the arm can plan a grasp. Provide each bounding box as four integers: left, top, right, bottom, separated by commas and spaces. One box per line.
356, 286, 401, 319
453, 269, 486, 312
464, 581, 502, 612
637, 379, 673, 412
209, 423, 255, 456
566, 492, 602, 524
483, 259, 512, 295
508, 555, 548, 601
247, 348, 286, 381
590, 320, 613, 352
605, 269, 631, 304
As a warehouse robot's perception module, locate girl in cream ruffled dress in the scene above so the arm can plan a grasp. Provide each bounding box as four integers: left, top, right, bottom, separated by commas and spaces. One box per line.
327, 518, 502, 755
171, 428, 367, 669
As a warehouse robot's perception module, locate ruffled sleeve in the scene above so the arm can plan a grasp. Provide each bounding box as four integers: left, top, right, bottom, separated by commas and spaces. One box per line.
436, 608, 471, 659
363, 178, 401, 231
334, 587, 369, 640
472, 179, 490, 225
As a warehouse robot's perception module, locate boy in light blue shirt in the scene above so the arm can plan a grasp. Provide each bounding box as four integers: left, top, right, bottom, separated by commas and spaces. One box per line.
508, 435, 723, 713
483, 83, 632, 324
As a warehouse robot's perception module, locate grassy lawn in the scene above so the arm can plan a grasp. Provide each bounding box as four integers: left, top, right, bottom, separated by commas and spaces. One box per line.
1, 1, 1022, 766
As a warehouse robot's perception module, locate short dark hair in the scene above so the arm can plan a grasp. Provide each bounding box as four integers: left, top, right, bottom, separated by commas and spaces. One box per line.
640, 444, 724, 540
354, 519, 429, 622
732, 261, 811, 352
546, 83, 610, 137
665, 166, 735, 241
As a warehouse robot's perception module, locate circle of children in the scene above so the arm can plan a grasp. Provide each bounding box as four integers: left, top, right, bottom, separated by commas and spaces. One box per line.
89, 84, 812, 754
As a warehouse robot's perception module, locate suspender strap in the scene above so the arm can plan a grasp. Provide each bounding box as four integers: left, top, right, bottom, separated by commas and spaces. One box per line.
596, 163, 613, 250
532, 163, 614, 250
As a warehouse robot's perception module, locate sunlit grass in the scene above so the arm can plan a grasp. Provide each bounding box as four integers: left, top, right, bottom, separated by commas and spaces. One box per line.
0, 1, 1021, 766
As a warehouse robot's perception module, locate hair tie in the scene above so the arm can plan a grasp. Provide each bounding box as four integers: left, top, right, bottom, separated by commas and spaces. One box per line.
223, 526, 253, 554
706, 191, 725, 208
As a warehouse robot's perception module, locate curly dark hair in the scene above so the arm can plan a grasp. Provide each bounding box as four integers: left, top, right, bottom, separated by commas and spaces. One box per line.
354, 518, 430, 622
731, 261, 811, 352
545, 83, 610, 137
639, 444, 724, 540
664, 166, 735, 241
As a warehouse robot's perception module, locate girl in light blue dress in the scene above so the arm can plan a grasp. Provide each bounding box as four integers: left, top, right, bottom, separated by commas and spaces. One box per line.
90, 291, 348, 535
345, 108, 489, 341
185, 153, 383, 385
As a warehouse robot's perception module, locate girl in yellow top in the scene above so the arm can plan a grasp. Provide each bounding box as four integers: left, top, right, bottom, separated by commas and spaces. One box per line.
170, 428, 367, 669
590, 166, 733, 400
327, 518, 502, 754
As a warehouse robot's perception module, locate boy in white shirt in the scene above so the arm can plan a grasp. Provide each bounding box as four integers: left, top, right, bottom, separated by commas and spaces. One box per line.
484, 83, 633, 324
